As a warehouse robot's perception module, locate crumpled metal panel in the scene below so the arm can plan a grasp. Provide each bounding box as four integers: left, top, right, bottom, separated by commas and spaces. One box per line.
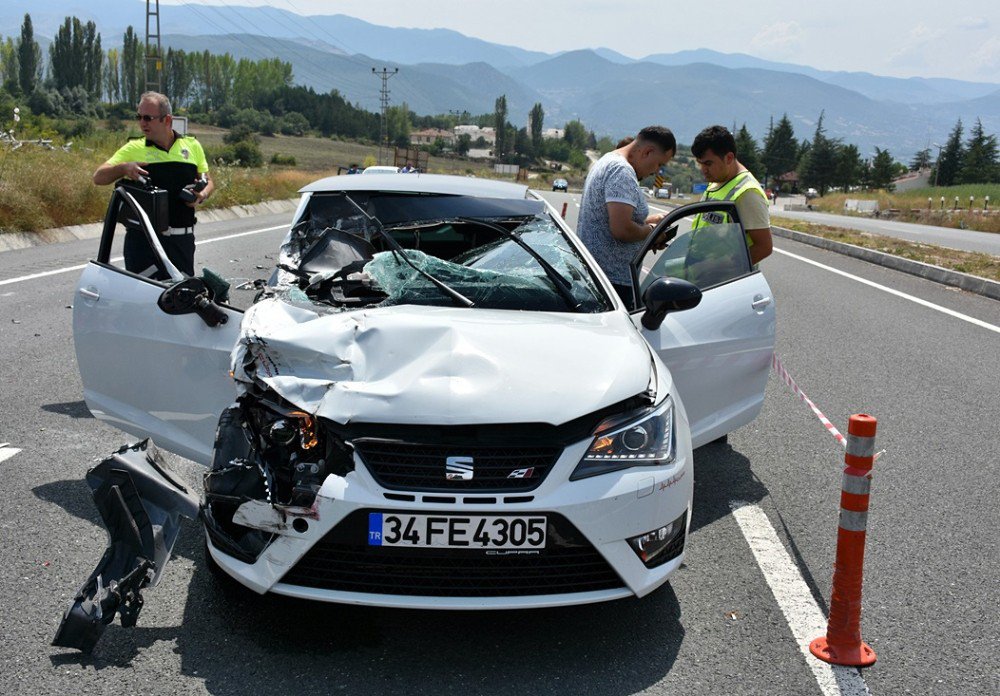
232, 300, 652, 426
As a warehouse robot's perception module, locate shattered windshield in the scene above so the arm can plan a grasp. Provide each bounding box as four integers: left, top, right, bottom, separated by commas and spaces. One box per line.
274, 193, 611, 313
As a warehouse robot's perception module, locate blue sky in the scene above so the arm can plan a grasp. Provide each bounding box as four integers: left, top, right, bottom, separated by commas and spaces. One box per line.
167, 1, 1000, 82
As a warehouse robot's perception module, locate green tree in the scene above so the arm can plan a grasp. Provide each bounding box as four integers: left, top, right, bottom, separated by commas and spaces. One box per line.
493, 94, 508, 160
834, 143, 864, 192
121, 26, 142, 105
800, 112, 839, 196
934, 119, 964, 187
959, 118, 999, 184
529, 102, 544, 155
909, 148, 932, 171
0, 37, 17, 94
734, 123, 763, 179
563, 119, 589, 150
103, 48, 121, 102
869, 147, 896, 190
386, 101, 411, 147
18, 14, 40, 95
456, 133, 471, 156
514, 126, 531, 161
762, 114, 797, 186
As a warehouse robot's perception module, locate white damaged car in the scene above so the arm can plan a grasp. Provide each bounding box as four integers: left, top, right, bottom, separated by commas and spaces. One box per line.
55, 174, 774, 651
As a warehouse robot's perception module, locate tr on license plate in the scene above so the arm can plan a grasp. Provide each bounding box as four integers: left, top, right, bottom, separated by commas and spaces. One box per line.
368, 513, 546, 549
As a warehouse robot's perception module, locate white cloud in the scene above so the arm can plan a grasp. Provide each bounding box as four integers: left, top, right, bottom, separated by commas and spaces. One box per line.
887, 23, 944, 72
972, 36, 1000, 73
750, 21, 804, 59
958, 17, 990, 30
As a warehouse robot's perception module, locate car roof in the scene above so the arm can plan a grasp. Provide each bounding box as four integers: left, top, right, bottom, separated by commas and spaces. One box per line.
300, 173, 531, 199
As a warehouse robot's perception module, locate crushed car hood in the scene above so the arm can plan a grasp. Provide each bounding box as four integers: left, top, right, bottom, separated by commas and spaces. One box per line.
233, 300, 653, 426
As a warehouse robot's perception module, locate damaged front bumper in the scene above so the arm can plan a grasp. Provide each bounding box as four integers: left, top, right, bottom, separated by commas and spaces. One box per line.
52, 440, 199, 653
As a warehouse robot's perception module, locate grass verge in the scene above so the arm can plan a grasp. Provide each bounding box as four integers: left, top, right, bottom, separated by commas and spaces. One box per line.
813, 185, 1000, 235
772, 215, 1000, 282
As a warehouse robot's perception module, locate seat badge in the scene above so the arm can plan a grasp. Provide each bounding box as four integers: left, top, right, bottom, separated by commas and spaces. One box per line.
446, 456, 474, 480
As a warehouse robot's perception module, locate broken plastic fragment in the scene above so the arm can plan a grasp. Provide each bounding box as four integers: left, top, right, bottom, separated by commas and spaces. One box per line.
52, 440, 198, 653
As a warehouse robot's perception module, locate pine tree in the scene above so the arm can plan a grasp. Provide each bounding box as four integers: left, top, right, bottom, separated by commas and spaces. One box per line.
959, 118, 999, 184
834, 143, 864, 192
734, 123, 763, 179
869, 148, 896, 190
801, 111, 839, 196
934, 119, 964, 187
762, 113, 797, 184
909, 148, 932, 171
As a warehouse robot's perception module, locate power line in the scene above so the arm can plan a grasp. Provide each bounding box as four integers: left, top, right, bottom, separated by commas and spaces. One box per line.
183, 1, 335, 89
181, 1, 373, 96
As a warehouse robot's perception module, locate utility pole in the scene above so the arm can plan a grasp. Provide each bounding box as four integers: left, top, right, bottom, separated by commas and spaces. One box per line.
372, 67, 399, 165
144, 0, 162, 93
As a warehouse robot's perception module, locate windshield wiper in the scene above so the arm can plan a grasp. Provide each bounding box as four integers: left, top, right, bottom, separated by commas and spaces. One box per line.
343, 195, 474, 308
456, 217, 583, 312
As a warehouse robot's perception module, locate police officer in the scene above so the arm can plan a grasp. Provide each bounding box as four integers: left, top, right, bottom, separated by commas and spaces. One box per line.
690, 125, 772, 265
93, 91, 213, 277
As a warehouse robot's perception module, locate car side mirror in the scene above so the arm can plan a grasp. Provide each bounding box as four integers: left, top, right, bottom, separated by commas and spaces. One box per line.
157, 278, 229, 327
640, 277, 702, 330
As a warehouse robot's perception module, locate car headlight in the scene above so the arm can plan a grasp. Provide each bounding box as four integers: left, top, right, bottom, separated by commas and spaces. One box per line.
571, 396, 674, 480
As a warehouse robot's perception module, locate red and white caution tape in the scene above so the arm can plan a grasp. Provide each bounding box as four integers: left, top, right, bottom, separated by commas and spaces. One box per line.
771, 353, 848, 448
771, 353, 884, 462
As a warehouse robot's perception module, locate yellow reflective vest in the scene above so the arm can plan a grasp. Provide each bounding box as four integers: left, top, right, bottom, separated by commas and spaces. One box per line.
690, 170, 767, 248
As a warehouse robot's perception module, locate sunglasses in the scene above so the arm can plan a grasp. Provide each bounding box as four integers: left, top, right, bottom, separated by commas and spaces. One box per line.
135, 113, 166, 122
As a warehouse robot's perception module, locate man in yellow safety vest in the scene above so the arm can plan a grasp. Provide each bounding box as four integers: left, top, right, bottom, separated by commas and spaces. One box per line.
690, 125, 772, 265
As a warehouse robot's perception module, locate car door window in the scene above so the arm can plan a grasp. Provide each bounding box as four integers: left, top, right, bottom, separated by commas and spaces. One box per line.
635, 203, 753, 306
97, 187, 182, 282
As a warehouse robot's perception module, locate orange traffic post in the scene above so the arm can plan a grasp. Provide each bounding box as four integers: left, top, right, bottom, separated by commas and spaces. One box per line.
810, 413, 878, 667
561, 201, 568, 218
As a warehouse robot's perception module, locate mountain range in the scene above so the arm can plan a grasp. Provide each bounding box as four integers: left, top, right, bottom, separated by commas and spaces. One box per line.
4, 1, 1000, 158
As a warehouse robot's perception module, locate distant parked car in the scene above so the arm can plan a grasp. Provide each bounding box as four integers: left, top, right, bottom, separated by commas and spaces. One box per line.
552, 178, 568, 192
363, 166, 401, 175
654, 188, 671, 199
805, 187, 819, 199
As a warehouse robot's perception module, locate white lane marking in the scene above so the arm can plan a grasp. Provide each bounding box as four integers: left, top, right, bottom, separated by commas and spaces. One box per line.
0, 224, 288, 287
774, 247, 1000, 335
730, 501, 872, 696
0, 446, 22, 464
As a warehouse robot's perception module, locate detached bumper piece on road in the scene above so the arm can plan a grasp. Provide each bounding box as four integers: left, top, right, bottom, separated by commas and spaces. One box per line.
52, 440, 199, 653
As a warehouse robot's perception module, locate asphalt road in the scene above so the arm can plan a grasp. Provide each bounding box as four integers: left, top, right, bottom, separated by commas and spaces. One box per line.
771, 206, 1000, 256
1, 190, 997, 695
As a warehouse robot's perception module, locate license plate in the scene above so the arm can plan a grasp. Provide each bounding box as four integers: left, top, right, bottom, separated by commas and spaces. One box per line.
367, 513, 546, 549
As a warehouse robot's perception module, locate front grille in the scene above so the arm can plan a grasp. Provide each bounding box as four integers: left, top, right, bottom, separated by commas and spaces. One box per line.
353, 439, 561, 492
281, 510, 625, 597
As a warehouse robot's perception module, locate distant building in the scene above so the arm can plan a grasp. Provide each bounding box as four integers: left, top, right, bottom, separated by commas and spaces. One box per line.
541, 128, 564, 140
410, 128, 456, 146
453, 125, 495, 145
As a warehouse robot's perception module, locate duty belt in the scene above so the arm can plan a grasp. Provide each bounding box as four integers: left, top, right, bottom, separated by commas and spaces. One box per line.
162, 226, 194, 236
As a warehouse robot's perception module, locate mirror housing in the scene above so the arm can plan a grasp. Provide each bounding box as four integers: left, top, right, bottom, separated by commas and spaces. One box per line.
640, 277, 702, 330
158, 278, 229, 327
